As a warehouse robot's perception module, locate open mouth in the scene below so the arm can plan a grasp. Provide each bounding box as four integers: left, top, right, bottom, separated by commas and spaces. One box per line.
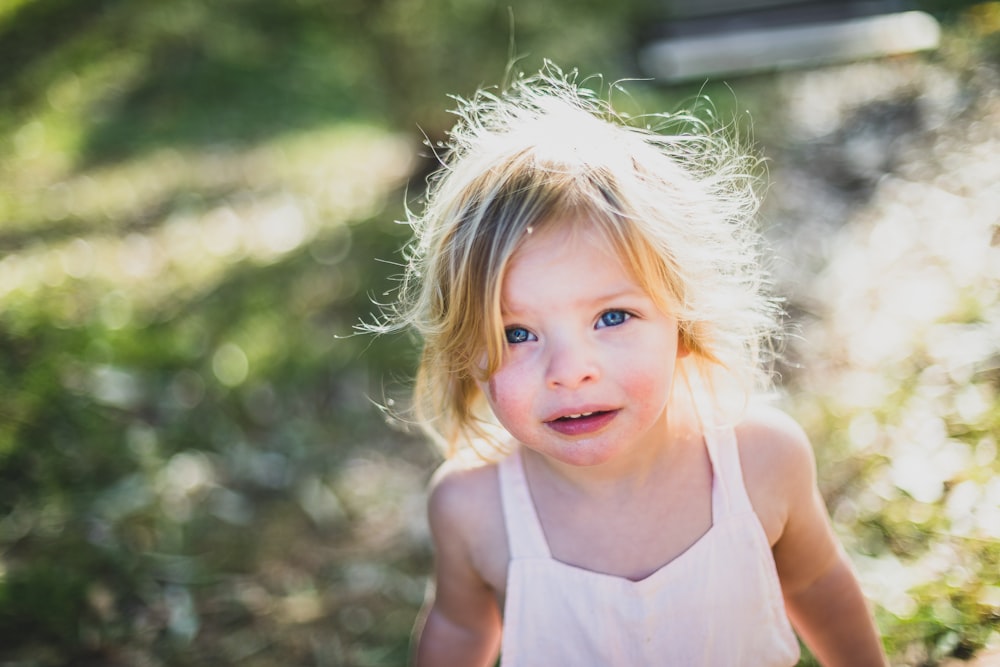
554, 410, 610, 422
546, 409, 618, 436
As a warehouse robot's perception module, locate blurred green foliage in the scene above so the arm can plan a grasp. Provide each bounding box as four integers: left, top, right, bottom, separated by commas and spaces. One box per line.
0, 0, 998, 665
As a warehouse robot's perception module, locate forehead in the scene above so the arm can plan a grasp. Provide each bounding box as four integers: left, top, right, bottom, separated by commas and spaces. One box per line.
500, 222, 644, 310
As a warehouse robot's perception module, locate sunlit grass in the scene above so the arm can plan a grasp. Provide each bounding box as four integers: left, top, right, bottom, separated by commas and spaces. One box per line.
0, 127, 412, 324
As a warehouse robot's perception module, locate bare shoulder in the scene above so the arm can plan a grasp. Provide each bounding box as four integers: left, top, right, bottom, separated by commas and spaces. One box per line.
734, 402, 816, 475
427, 455, 503, 530
733, 402, 818, 544
426, 454, 509, 594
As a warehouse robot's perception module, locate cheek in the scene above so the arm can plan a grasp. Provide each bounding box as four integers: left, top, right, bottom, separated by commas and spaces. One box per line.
484, 365, 533, 423
617, 339, 680, 403
619, 358, 666, 393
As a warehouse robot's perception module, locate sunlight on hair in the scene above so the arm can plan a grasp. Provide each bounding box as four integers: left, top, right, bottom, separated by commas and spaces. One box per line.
366, 62, 777, 459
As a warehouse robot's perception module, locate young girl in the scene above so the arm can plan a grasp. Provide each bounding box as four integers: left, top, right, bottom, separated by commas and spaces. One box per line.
376, 64, 887, 666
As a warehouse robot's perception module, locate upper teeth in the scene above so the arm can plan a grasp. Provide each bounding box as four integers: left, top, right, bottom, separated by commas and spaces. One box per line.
566, 412, 594, 419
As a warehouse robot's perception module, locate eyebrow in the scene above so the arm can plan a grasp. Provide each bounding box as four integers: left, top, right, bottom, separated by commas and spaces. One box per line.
501, 284, 650, 316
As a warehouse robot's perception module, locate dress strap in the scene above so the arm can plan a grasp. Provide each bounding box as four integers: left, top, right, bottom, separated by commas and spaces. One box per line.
688, 375, 755, 521
497, 448, 552, 559
704, 422, 756, 520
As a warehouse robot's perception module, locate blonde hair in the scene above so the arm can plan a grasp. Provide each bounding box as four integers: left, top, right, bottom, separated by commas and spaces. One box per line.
371, 63, 781, 458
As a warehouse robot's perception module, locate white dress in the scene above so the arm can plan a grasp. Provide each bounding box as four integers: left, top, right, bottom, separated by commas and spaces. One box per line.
497, 405, 801, 666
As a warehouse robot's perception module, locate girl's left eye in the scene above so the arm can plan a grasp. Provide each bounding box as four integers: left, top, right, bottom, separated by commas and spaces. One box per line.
597, 310, 630, 328
505, 327, 536, 344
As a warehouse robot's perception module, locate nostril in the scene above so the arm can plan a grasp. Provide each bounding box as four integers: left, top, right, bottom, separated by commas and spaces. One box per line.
543, 340, 601, 388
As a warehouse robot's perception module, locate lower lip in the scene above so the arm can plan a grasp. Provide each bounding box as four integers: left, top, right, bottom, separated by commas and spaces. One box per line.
545, 410, 618, 436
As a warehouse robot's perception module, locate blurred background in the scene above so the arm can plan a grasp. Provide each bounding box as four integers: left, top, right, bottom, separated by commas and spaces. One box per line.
0, 0, 998, 665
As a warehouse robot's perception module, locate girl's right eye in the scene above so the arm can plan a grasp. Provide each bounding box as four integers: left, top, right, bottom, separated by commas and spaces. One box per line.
504, 327, 535, 344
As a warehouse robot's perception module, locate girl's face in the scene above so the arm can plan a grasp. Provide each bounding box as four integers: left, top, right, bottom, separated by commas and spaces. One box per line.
482, 222, 685, 469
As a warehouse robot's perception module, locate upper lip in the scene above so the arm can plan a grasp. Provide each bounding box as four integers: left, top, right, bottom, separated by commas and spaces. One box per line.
542, 405, 618, 422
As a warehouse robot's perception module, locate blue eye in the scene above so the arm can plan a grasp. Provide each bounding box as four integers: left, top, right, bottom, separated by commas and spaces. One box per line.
597, 310, 629, 328
505, 327, 535, 344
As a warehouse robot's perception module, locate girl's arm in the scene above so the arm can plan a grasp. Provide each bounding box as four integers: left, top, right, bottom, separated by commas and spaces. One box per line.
412, 466, 502, 667
761, 412, 888, 667
781, 546, 886, 666
739, 410, 887, 667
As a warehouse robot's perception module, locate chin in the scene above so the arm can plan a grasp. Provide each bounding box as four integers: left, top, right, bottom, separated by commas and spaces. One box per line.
539, 439, 626, 467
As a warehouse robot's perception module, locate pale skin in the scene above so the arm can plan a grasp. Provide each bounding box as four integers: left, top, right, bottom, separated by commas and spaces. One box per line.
413, 223, 887, 667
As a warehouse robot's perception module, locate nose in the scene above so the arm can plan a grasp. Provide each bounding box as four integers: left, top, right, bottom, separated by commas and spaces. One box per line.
544, 335, 601, 390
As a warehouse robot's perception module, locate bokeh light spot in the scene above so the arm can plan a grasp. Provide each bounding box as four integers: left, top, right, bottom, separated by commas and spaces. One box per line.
212, 343, 249, 387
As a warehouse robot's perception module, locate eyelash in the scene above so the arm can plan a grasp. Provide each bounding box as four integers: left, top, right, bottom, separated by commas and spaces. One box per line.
503, 309, 633, 344
597, 309, 631, 328
504, 326, 535, 344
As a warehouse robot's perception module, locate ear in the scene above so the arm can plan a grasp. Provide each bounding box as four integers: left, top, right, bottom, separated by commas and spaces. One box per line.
676, 330, 691, 359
